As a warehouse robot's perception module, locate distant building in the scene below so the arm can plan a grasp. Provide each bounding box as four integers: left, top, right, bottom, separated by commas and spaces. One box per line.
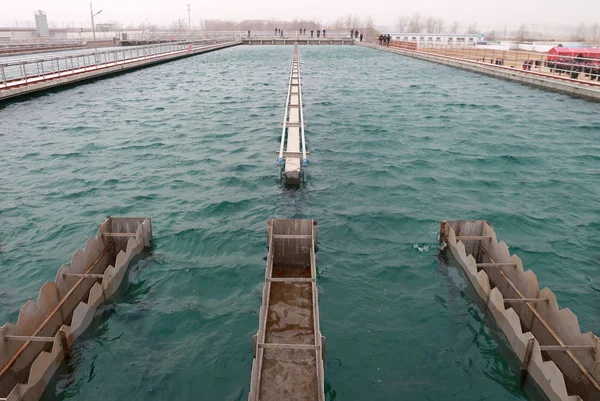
96, 23, 120, 31
388, 33, 484, 46
34, 10, 49, 37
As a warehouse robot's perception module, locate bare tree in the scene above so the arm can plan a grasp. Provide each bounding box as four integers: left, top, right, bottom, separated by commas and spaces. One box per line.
344, 14, 353, 29
486, 30, 496, 40
351, 15, 361, 29
450, 21, 460, 34
424, 16, 436, 33
516, 23, 527, 42
396, 15, 409, 32
434, 18, 444, 33
408, 13, 422, 33
362, 15, 376, 37
572, 23, 586, 41
333, 17, 345, 29
467, 23, 478, 34
591, 22, 600, 42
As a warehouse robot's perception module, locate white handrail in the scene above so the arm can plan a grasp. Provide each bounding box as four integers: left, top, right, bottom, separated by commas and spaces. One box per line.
297, 45, 307, 166
0, 38, 238, 87
277, 48, 295, 165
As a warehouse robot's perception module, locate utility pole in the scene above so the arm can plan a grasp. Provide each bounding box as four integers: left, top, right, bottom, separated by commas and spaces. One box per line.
188, 4, 191, 30
90, 2, 103, 41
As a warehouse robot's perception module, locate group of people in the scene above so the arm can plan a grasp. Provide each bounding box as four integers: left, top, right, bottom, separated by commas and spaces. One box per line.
546, 58, 600, 80
273, 28, 286, 37
349, 29, 364, 42
378, 34, 391, 46
522, 59, 539, 71
272, 28, 327, 38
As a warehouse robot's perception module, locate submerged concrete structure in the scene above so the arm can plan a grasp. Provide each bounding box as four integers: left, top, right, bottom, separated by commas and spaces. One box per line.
248, 219, 325, 401
440, 220, 600, 401
0, 217, 152, 401
277, 45, 309, 185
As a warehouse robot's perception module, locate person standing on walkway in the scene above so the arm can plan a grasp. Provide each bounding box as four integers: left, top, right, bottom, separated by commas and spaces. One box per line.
248, 30, 251, 38
323, 29, 326, 37
360, 33, 363, 42
304, 28, 306, 35
310, 29, 314, 38
351, 29, 354, 38
275, 28, 278, 36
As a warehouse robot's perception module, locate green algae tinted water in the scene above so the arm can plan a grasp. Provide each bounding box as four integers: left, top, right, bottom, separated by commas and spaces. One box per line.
1, 45, 599, 401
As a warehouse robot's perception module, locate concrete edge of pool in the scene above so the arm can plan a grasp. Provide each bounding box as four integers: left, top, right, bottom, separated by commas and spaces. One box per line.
360, 42, 600, 102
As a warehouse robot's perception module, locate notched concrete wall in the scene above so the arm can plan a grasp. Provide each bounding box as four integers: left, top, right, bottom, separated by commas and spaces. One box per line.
440, 220, 598, 401
0, 217, 152, 401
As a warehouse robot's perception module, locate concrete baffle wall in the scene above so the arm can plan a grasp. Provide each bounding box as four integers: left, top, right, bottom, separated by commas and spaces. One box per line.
440, 220, 599, 401
0, 217, 152, 401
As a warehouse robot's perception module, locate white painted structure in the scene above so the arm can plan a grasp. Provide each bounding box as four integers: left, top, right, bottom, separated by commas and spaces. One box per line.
476, 41, 559, 52
389, 33, 484, 46
34, 11, 49, 37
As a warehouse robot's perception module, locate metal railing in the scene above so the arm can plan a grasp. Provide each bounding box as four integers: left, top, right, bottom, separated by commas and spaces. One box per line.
297, 48, 307, 167
0, 38, 87, 47
123, 32, 236, 41
0, 40, 89, 56
278, 50, 295, 165
242, 30, 355, 39
382, 41, 600, 85
0, 38, 235, 88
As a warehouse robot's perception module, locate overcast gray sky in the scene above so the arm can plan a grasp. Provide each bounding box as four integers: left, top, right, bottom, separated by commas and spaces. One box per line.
2, 0, 599, 30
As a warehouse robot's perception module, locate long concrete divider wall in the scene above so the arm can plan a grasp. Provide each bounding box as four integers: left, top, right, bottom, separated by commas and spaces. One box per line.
360, 42, 600, 102
0, 41, 241, 102
440, 220, 600, 401
0, 217, 152, 401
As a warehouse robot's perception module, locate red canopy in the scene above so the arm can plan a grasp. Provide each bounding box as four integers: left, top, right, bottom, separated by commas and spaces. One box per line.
547, 47, 600, 61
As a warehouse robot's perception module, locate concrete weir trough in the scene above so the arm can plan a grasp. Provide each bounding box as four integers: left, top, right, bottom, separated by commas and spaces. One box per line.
440, 220, 600, 401
248, 219, 325, 401
0, 217, 152, 401
277, 45, 309, 186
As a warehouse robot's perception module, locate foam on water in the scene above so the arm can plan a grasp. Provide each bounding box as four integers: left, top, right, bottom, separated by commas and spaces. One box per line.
1, 45, 599, 401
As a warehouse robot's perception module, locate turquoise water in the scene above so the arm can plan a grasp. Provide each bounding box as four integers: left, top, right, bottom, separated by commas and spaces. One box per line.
1, 45, 599, 401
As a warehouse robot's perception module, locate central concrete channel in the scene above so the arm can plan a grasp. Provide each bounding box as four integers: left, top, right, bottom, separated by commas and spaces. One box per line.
248, 219, 325, 401
277, 45, 308, 186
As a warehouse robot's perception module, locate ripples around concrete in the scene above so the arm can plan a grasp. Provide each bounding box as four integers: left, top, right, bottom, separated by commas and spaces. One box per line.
0, 45, 599, 401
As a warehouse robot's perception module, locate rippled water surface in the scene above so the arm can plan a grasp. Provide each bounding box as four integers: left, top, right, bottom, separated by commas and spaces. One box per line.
1, 45, 599, 401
